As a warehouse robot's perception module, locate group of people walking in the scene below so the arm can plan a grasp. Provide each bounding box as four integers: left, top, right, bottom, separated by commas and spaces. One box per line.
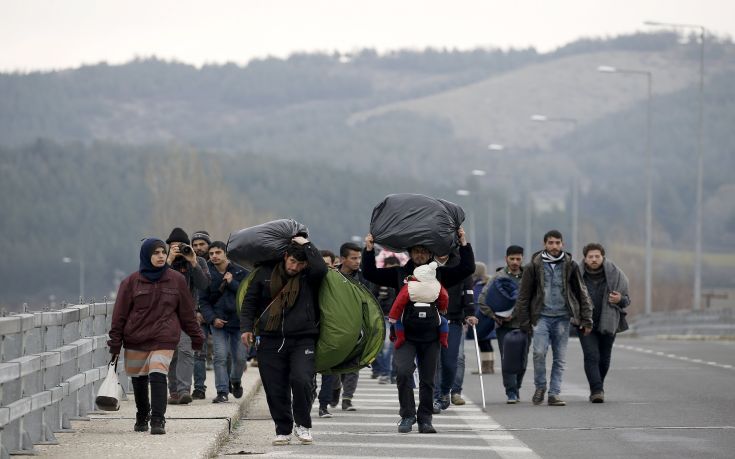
108, 224, 630, 445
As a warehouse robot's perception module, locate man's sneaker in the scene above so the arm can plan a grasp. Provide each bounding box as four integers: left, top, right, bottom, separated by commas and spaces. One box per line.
431, 400, 442, 414
451, 393, 466, 405
342, 399, 356, 411
378, 375, 390, 384
167, 393, 180, 405
212, 393, 229, 403
371, 373, 379, 379
507, 392, 519, 404
548, 395, 566, 406
397, 416, 416, 433
418, 423, 437, 433
439, 394, 450, 410
318, 406, 332, 418
532, 388, 546, 406
294, 425, 313, 444
250, 358, 258, 368
230, 382, 244, 399
589, 391, 605, 403
192, 389, 206, 400
272, 435, 291, 446
178, 392, 193, 405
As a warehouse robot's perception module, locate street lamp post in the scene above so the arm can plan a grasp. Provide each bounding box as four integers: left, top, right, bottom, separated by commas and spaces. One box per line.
471, 169, 494, 264
62, 256, 85, 302
598, 65, 653, 315
530, 114, 580, 259
644, 20, 706, 310
456, 189, 474, 247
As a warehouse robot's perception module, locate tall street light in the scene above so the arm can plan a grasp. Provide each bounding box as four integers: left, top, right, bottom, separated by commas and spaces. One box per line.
644, 20, 705, 310
484, 143, 519, 253
598, 65, 653, 315
456, 189, 475, 247
471, 169, 495, 264
62, 256, 85, 302
530, 114, 580, 260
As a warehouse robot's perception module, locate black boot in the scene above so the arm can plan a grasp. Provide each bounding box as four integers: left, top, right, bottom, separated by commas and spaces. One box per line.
149, 372, 168, 435
150, 416, 166, 435
131, 376, 150, 432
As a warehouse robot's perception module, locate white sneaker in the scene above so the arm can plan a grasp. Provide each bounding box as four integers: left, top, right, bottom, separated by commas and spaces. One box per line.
272, 434, 291, 446
294, 425, 313, 444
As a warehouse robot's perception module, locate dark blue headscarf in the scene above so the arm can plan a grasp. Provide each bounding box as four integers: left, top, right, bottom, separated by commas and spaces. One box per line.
139, 238, 168, 282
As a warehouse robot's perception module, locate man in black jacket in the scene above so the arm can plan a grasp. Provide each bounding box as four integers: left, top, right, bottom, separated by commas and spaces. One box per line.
240, 237, 327, 446
199, 241, 249, 404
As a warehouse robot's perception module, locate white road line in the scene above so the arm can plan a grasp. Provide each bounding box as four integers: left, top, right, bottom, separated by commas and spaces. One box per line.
312, 421, 501, 429
314, 441, 532, 453
314, 413, 491, 420
315, 431, 516, 440
617, 344, 734, 370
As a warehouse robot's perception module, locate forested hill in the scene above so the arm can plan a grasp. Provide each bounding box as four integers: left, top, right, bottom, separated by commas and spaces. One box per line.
1, 31, 734, 309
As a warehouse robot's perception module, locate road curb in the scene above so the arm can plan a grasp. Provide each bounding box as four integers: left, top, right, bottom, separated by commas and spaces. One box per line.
203, 372, 262, 458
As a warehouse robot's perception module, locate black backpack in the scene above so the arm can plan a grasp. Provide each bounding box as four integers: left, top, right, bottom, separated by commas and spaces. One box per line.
402, 300, 440, 343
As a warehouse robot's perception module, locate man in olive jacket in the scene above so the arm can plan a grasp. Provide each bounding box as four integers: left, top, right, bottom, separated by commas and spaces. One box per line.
515, 230, 593, 407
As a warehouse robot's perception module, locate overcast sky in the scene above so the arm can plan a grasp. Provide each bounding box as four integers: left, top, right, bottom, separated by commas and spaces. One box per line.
1, 0, 733, 72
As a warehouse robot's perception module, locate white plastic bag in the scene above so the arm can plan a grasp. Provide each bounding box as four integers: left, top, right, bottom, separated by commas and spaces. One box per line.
95, 357, 123, 411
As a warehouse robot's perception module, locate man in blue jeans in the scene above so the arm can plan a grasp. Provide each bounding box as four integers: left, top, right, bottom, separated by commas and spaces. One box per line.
515, 230, 593, 406
199, 241, 249, 403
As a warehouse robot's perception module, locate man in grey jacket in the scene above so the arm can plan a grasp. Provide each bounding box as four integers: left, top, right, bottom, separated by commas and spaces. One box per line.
516, 230, 593, 406
579, 243, 630, 403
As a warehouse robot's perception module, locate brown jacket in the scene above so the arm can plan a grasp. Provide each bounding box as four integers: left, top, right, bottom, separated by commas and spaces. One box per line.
108, 269, 204, 354
515, 251, 593, 332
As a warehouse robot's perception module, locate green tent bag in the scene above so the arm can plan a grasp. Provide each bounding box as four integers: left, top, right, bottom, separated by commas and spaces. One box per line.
236, 267, 260, 317
316, 270, 385, 375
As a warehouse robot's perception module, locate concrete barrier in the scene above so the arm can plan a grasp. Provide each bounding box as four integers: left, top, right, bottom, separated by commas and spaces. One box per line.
0, 301, 120, 457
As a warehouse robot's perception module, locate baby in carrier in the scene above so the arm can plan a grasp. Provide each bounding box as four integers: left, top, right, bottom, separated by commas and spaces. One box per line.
388, 261, 450, 348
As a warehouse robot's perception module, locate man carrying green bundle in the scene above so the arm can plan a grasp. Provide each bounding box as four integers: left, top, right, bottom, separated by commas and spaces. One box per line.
240, 237, 327, 446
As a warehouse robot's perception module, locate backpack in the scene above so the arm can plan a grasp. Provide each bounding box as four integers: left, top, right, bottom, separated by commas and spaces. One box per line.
402, 300, 441, 342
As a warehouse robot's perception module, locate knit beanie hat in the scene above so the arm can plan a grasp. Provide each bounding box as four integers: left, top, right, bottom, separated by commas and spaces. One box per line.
191, 230, 211, 245
166, 227, 190, 245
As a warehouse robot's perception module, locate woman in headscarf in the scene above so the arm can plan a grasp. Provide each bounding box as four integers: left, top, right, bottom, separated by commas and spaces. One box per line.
108, 238, 204, 435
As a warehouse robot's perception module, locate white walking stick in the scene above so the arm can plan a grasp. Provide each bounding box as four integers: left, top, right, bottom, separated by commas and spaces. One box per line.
471, 324, 486, 410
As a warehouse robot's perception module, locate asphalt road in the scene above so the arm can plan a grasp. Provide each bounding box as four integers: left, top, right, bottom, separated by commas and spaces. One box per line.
218, 337, 735, 459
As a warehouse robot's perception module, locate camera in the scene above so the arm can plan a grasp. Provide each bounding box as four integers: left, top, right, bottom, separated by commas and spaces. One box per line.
180, 245, 193, 256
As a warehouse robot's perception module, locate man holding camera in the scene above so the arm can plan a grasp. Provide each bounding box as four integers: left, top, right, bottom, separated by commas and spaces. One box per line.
165, 227, 211, 405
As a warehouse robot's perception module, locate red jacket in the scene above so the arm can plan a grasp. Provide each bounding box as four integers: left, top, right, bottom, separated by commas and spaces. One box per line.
108, 269, 204, 354
389, 282, 449, 321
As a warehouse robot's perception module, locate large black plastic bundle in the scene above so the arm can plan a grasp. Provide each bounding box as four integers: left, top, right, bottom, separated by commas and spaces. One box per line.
369, 194, 465, 255
226, 219, 309, 269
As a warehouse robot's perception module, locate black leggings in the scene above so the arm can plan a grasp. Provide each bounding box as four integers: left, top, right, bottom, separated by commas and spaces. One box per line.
132, 373, 168, 419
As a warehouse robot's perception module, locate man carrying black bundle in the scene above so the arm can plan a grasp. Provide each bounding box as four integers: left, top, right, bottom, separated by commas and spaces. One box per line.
362, 227, 475, 433
240, 237, 327, 446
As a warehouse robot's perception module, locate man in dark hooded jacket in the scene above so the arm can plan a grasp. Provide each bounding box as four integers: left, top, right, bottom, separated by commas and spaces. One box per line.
240, 237, 327, 446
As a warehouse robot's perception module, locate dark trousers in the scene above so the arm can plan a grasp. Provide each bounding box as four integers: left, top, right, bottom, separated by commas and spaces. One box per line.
495, 326, 529, 396
257, 336, 316, 435
317, 374, 334, 407
579, 330, 616, 393
434, 321, 463, 398
394, 339, 440, 424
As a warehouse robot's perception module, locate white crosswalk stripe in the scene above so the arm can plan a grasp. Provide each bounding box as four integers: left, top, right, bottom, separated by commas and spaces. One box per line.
301, 369, 541, 458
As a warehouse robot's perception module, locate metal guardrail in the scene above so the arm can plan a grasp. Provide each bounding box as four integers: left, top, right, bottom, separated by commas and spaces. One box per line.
0, 301, 122, 457
630, 307, 735, 337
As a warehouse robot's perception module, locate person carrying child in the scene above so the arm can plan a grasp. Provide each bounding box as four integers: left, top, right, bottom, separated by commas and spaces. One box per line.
388, 261, 449, 434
